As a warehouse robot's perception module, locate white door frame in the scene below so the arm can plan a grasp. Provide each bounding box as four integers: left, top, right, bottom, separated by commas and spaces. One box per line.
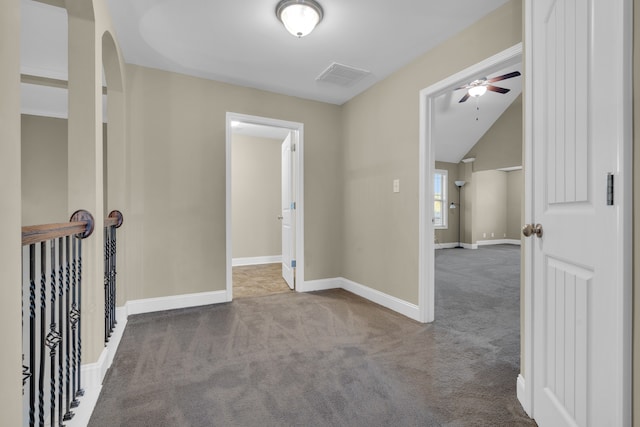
225, 112, 305, 301
418, 43, 523, 322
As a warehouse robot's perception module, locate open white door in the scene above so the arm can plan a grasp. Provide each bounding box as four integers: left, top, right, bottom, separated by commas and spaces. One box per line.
281, 133, 295, 289
527, 0, 631, 425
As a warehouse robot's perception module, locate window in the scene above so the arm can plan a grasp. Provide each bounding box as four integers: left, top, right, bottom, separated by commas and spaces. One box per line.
434, 169, 448, 229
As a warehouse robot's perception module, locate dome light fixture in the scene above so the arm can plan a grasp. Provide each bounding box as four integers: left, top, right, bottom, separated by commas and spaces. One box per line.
467, 85, 487, 98
276, 0, 324, 38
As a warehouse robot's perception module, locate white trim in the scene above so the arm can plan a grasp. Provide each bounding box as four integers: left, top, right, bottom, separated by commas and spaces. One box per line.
338, 278, 421, 322
517, 375, 531, 417
435, 242, 480, 250
232, 255, 282, 267
226, 113, 304, 301
476, 239, 521, 246
418, 43, 523, 325
297, 277, 341, 292
496, 166, 523, 172
126, 290, 229, 316
67, 307, 128, 427
521, 1, 534, 415
435, 242, 458, 249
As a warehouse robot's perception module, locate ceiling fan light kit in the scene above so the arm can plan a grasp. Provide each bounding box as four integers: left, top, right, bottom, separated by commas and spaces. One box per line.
276, 0, 324, 38
456, 71, 521, 103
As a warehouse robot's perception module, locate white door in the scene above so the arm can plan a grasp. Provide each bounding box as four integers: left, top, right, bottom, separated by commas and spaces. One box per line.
281, 133, 295, 289
528, 0, 630, 425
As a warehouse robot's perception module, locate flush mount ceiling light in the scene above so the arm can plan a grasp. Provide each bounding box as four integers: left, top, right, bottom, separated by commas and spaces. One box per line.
276, 0, 324, 38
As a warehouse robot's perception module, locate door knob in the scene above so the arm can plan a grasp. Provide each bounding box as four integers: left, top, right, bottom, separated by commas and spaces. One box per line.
522, 223, 543, 238
277, 216, 284, 220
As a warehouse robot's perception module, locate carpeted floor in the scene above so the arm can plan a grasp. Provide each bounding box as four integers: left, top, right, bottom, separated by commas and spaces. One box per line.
89, 245, 535, 426
233, 263, 292, 299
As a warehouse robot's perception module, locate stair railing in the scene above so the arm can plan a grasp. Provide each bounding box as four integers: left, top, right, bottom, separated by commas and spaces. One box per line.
21, 210, 94, 427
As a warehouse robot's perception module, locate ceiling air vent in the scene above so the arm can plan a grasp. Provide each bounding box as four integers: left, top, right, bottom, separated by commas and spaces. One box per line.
316, 62, 370, 87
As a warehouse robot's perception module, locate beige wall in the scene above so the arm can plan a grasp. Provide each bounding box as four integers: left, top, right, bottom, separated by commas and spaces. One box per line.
232, 134, 282, 259
0, 0, 24, 424
633, 0, 639, 424
125, 64, 343, 300
506, 169, 523, 240
472, 170, 508, 242
464, 95, 523, 172
434, 161, 460, 245
341, 1, 523, 304
21, 115, 68, 225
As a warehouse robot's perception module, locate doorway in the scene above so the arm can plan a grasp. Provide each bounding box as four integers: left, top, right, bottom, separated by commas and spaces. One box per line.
225, 113, 305, 301
419, 41, 525, 411
419, 43, 523, 323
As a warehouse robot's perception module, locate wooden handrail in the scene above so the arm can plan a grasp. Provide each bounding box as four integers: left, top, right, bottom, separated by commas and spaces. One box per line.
21, 209, 95, 246
22, 222, 89, 246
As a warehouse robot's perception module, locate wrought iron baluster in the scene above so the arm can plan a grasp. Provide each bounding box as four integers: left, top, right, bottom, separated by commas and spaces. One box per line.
28, 244, 36, 427
111, 226, 117, 331
63, 235, 73, 422
76, 237, 84, 400
48, 239, 61, 426
58, 237, 64, 425
104, 227, 109, 343
38, 242, 46, 426
70, 237, 79, 408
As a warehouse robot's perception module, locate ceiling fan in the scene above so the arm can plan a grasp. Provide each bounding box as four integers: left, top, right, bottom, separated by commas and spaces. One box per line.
455, 71, 521, 103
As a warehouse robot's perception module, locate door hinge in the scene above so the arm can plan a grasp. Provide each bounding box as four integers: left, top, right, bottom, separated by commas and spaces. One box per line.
291, 143, 296, 152
291, 202, 296, 210
607, 173, 614, 206
291, 260, 296, 268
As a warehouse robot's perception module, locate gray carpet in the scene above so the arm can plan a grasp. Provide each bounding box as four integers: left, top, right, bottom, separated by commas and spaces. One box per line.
89, 245, 535, 426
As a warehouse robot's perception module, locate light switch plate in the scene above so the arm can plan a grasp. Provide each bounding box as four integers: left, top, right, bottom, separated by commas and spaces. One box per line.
393, 179, 400, 193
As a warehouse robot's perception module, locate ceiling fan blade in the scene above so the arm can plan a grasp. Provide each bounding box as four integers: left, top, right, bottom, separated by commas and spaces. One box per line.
487, 71, 521, 83
486, 85, 510, 94
458, 93, 471, 103
454, 84, 471, 91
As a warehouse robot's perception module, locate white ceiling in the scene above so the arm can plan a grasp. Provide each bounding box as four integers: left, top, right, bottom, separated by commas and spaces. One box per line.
20, 0, 522, 163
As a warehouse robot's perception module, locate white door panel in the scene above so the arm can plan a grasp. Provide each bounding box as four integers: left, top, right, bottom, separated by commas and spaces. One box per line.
529, 0, 630, 425
281, 133, 295, 290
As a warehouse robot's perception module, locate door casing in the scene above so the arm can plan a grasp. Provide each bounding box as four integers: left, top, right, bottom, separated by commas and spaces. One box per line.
418, 43, 523, 323
225, 112, 305, 300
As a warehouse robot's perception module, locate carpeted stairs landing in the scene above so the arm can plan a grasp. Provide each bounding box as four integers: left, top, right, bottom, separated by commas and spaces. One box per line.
89, 245, 535, 426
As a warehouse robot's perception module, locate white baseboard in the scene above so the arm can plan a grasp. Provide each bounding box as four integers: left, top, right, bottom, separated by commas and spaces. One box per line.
476, 239, 521, 246
337, 278, 421, 322
232, 255, 282, 266
297, 277, 341, 292
516, 374, 531, 416
297, 277, 420, 322
126, 290, 229, 316
435, 242, 458, 249
68, 307, 128, 427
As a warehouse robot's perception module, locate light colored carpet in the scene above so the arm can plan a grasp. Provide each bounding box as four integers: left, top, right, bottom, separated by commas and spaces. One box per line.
233, 263, 292, 299
89, 245, 535, 426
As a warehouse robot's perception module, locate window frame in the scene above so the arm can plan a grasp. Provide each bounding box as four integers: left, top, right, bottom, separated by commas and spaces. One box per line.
433, 169, 448, 229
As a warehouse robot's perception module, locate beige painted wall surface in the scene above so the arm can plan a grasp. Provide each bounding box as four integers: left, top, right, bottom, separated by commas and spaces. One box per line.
472, 170, 507, 243
633, 0, 639, 423
434, 161, 460, 245
21, 115, 68, 225
464, 95, 523, 172
506, 169, 523, 240
341, 0, 522, 303
125, 64, 342, 300
0, 0, 24, 423
232, 134, 282, 259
